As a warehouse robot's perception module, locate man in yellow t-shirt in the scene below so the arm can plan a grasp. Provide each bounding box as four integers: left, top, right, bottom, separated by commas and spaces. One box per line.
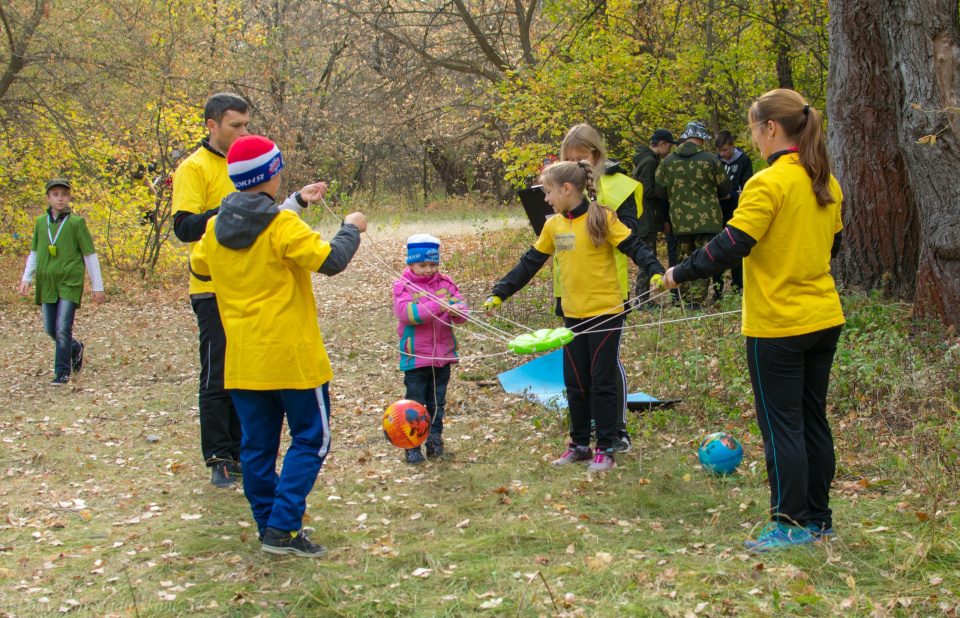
191, 135, 366, 558
172, 93, 251, 488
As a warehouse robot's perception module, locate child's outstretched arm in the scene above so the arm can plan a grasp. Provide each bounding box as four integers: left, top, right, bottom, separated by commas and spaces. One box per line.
393, 280, 450, 325
616, 233, 665, 280
317, 213, 364, 276
486, 247, 551, 314
277, 182, 328, 216
19, 250, 37, 296
276, 211, 365, 277
445, 278, 470, 324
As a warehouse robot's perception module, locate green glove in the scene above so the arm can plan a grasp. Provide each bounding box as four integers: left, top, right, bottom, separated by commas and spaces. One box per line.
483, 296, 502, 312
651, 274, 666, 291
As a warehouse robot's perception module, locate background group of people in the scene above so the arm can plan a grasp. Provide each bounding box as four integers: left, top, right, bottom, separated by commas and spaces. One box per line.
631, 121, 753, 307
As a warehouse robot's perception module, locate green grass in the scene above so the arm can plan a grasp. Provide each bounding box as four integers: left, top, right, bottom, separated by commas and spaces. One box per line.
0, 215, 958, 616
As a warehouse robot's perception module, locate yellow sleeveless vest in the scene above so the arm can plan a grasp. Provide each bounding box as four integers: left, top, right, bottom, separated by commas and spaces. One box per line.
553, 172, 644, 301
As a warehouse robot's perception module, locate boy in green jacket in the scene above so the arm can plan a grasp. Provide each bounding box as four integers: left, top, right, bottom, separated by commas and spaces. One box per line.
19, 179, 105, 386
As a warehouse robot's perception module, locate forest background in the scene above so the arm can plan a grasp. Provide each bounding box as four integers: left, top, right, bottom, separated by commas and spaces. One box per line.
0, 0, 827, 271
2, 2, 960, 614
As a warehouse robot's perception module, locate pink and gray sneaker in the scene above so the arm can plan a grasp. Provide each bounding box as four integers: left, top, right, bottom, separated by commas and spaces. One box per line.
588, 448, 616, 471
552, 443, 593, 466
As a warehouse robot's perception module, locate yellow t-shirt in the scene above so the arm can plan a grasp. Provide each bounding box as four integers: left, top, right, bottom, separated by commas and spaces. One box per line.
190, 211, 334, 390
172, 144, 236, 295
728, 153, 845, 338
534, 208, 632, 318
553, 173, 642, 300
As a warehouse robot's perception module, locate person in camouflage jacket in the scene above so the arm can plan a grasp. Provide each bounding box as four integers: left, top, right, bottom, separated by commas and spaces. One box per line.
655, 121, 732, 305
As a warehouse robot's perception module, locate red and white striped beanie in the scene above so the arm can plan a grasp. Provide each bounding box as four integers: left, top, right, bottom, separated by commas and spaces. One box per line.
226, 135, 284, 189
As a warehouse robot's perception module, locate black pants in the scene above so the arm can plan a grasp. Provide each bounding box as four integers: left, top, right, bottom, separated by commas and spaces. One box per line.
746, 326, 842, 529
192, 297, 242, 466
563, 314, 626, 449
403, 364, 451, 437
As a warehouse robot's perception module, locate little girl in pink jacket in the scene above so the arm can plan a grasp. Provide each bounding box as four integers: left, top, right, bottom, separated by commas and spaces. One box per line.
392, 234, 469, 464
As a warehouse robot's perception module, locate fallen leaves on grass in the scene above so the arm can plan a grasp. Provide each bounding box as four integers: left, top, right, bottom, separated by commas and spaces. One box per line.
584, 552, 613, 569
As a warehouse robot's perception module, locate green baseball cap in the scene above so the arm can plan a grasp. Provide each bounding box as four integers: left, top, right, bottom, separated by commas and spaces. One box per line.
45, 178, 72, 193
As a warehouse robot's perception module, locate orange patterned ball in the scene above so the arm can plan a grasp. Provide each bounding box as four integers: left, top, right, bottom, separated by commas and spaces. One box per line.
383, 400, 430, 449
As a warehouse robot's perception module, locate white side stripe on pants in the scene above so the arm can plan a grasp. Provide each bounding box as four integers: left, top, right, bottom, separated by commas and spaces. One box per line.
314, 386, 331, 458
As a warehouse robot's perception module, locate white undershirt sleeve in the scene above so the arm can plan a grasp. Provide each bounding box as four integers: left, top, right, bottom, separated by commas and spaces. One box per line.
82, 253, 104, 292
279, 192, 306, 216
22, 251, 37, 282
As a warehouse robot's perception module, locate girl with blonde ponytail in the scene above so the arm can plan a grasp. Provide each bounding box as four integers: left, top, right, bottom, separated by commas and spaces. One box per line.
560, 123, 646, 453
483, 160, 666, 472
664, 88, 845, 552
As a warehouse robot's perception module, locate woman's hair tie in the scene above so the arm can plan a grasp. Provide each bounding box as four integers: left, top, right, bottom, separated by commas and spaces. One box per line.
577, 160, 587, 169
803, 103, 810, 115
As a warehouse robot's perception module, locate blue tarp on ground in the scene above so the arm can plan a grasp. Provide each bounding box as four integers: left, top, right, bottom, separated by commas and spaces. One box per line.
497, 349, 668, 411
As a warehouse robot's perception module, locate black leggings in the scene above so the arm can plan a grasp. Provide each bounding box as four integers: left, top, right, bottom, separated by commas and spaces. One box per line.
746, 326, 842, 529
563, 314, 626, 450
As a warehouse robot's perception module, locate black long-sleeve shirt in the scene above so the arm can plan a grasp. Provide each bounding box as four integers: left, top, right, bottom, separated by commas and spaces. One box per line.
174, 208, 218, 243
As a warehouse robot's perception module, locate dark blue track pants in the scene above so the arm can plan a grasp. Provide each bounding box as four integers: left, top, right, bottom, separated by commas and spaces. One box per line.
747, 326, 841, 529
230, 384, 331, 534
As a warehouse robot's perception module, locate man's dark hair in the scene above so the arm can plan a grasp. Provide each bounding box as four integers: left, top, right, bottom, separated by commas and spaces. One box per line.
715, 130, 735, 148
204, 93, 249, 124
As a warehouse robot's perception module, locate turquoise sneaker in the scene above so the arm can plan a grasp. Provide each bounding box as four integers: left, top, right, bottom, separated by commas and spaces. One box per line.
806, 524, 837, 542
745, 523, 815, 553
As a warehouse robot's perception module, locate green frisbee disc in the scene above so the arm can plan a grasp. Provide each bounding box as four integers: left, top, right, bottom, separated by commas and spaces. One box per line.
508, 327, 574, 354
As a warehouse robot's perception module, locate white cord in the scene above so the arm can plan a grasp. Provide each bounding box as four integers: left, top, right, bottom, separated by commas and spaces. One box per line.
317, 196, 517, 343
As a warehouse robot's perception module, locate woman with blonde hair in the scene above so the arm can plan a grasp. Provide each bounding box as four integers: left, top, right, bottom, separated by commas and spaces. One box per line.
664, 89, 845, 552
559, 123, 646, 453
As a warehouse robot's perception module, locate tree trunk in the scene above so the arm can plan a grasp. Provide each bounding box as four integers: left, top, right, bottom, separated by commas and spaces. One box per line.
423, 138, 470, 196
772, 1, 794, 89
828, 0, 960, 327
892, 0, 960, 327
827, 0, 921, 298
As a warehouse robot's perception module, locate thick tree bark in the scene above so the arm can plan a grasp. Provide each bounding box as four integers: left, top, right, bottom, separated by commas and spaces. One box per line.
827, 0, 921, 298
893, 0, 960, 326
828, 0, 960, 327
771, 1, 794, 89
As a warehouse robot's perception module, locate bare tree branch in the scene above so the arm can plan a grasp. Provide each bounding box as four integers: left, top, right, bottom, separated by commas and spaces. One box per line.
0, 0, 46, 101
